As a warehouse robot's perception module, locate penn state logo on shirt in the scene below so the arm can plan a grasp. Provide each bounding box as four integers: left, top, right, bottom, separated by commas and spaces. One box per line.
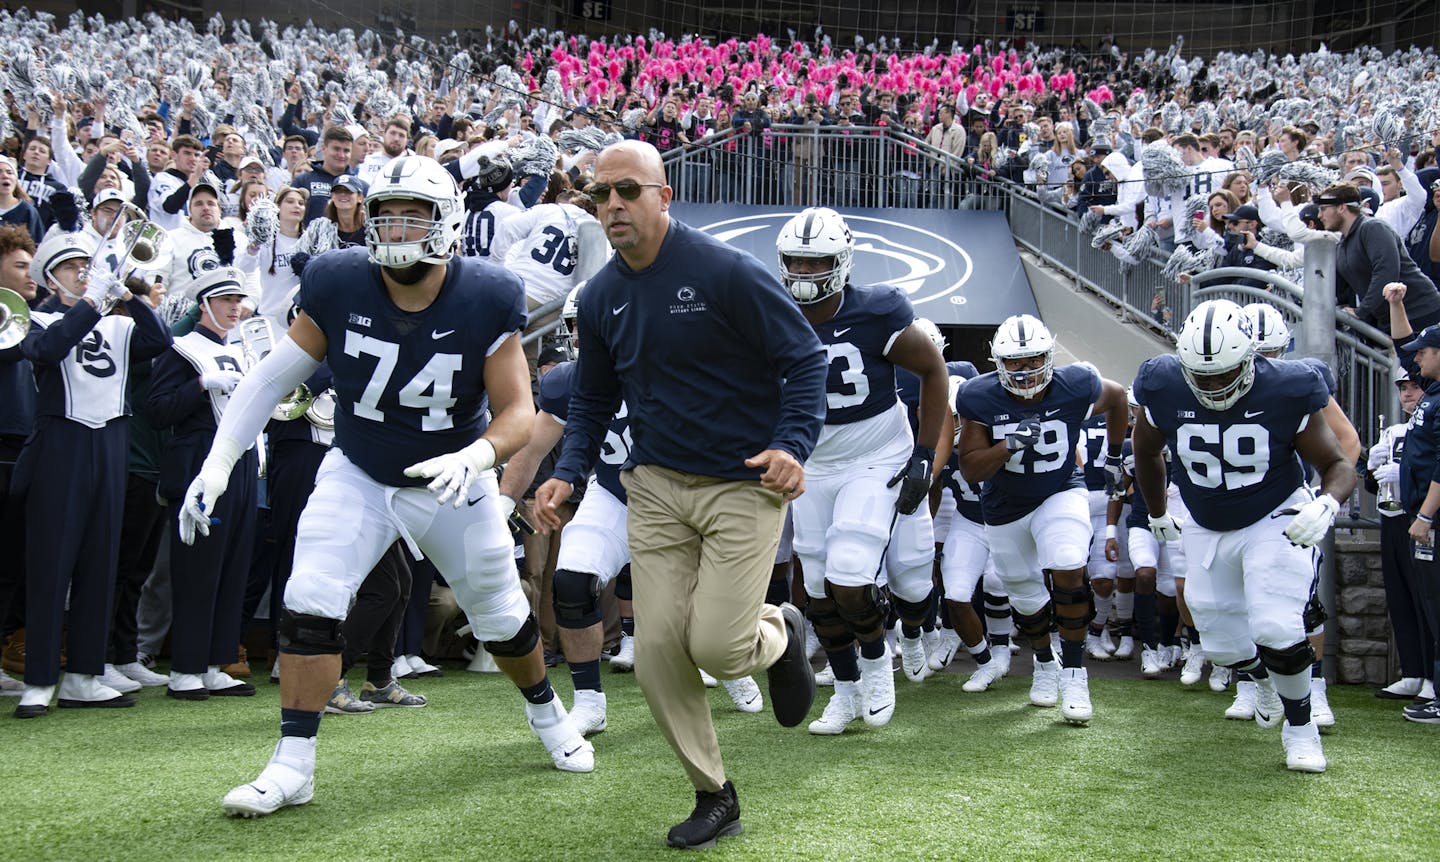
669, 285, 707, 315
188, 246, 222, 279
693, 212, 974, 307
75, 330, 116, 378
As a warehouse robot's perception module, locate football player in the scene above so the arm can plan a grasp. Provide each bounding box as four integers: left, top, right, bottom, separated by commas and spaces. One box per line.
773, 208, 948, 735
1080, 413, 1128, 660
177, 156, 592, 819
955, 314, 1130, 724
1132, 299, 1355, 773
1242, 302, 1361, 729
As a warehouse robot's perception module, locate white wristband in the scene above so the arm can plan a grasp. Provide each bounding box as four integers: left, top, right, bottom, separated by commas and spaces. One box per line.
1105, 525, 1117, 540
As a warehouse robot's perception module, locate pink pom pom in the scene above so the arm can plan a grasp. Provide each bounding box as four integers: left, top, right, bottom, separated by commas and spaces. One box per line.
965, 84, 979, 103
990, 55, 1004, 75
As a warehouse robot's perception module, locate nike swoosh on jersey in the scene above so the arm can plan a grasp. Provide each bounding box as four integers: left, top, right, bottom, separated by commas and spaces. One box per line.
431, 329, 455, 340
834, 327, 852, 337
612, 303, 629, 315
1244, 410, 1264, 418
1045, 409, 1061, 417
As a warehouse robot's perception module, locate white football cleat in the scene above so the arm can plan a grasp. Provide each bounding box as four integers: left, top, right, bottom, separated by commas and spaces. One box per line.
115, 661, 169, 687
1420, 680, 1436, 701
466, 650, 500, 673
1140, 647, 1162, 678
1084, 633, 1113, 661
1112, 636, 1135, 660
1161, 645, 1181, 670
814, 663, 835, 686
1209, 665, 1233, 692
1252, 677, 1284, 729
222, 738, 316, 818
1029, 658, 1060, 708
857, 655, 895, 727
927, 629, 962, 671
1179, 649, 1206, 686
99, 664, 143, 694
526, 698, 594, 773
898, 636, 932, 683
991, 645, 1012, 678
722, 676, 764, 713
808, 681, 863, 735
697, 668, 719, 688
570, 689, 607, 736
1309, 677, 1335, 729
1059, 667, 1093, 725
609, 633, 635, 672
803, 622, 822, 660
1225, 680, 1257, 720
1282, 721, 1327, 773
962, 657, 1005, 693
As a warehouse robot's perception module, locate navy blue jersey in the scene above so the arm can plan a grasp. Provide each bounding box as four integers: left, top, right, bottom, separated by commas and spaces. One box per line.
539, 360, 629, 504
1400, 380, 1440, 515
1123, 438, 1180, 529
940, 450, 985, 524
1080, 414, 1110, 492
898, 360, 978, 435
297, 247, 527, 487
955, 363, 1103, 524
812, 284, 914, 425
1133, 354, 1328, 531
1295, 357, 1336, 395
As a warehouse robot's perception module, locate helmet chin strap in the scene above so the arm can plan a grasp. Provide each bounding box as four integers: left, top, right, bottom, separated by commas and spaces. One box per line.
202, 296, 239, 333
52, 275, 86, 304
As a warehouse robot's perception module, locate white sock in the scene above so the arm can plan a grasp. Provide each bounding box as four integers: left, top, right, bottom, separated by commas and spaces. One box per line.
1092, 592, 1113, 628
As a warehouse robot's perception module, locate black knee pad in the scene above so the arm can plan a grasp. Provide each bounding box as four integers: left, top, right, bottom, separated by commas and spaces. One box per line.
1014, 604, 1053, 640
830, 582, 890, 637
614, 565, 632, 602
892, 590, 933, 625
277, 610, 345, 656
552, 568, 602, 629
1052, 581, 1095, 631
484, 614, 541, 658
805, 595, 852, 651
1257, 641, 1316, 676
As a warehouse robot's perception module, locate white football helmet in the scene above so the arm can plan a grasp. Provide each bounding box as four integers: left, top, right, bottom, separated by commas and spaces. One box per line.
913, 317, 947, 352
776, 207, 854, 303
556, 281, 585, 358
1242, 302, 1292, 358
990, 314, 1055, 398
1176, 299, 1257, 411
363, 156, 464, 267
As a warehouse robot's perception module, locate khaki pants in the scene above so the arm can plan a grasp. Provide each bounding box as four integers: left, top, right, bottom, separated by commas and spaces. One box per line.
621, 464, 789, 792
519, 499, 574, 652
524, 294, 562, 381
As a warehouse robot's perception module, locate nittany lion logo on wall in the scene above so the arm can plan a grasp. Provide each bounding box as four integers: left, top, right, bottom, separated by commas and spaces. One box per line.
695, 213, 974, 307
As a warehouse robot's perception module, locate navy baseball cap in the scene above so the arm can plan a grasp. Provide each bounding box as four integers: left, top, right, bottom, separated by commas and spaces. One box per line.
331, 175, 368, 196
1223, 204, 1262, 223
1402, 324, 1440, 353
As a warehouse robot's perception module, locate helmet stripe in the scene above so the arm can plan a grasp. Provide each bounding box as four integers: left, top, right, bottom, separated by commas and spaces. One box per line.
1016, 318, 1027, 347
389, 157, 408, 184
1202, 303, 1215, 357
800, 211, 816, 246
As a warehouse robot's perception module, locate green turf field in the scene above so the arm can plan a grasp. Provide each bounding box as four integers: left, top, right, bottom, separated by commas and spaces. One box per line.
6, 664, 1437, 861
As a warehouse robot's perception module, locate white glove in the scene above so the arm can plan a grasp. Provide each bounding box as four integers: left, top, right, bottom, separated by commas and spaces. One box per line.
81, 270, 113, 307
1148, 512, 1183, 542
1284, 495, 1340, 547
1367, 440, 1391, 471
201, 370, 244, 393
178, 462, 231, 545
403, 438, 496, 508
1372, 462, 1401, 484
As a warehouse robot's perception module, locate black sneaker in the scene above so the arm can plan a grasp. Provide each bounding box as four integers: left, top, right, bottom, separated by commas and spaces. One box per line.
664, 781, 742, 849
765, 603, 816, 728
1403, 699, 1440, 725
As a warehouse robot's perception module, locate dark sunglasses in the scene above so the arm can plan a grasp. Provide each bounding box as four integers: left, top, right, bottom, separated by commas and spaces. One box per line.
588, 181, 662, 205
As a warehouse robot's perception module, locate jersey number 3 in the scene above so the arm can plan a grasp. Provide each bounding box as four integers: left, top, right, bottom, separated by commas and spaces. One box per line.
345, 331, 463, 431
1175, 422, 1270, 490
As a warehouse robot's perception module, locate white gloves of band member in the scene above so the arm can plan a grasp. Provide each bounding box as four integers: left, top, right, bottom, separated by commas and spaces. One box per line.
82, 269, 125, 307
201, 370, 244, 393
1147, 513, 1183, 542
1371, 462, 1401, 484
404, 438, 497, 508
1284, 495, 1340, 548
1367, 441, 1390, 472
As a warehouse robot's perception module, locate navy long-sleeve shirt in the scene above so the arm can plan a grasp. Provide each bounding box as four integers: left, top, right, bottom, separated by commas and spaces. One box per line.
553, 219, 826, 485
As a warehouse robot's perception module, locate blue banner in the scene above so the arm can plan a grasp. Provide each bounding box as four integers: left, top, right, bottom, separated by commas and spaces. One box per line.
671, 204, 1038, 327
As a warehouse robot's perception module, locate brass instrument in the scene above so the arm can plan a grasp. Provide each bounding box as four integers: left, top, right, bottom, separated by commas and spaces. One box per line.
0, 287, 30, 350
1377, 413, 1401, 512
84, 203, 174, 314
